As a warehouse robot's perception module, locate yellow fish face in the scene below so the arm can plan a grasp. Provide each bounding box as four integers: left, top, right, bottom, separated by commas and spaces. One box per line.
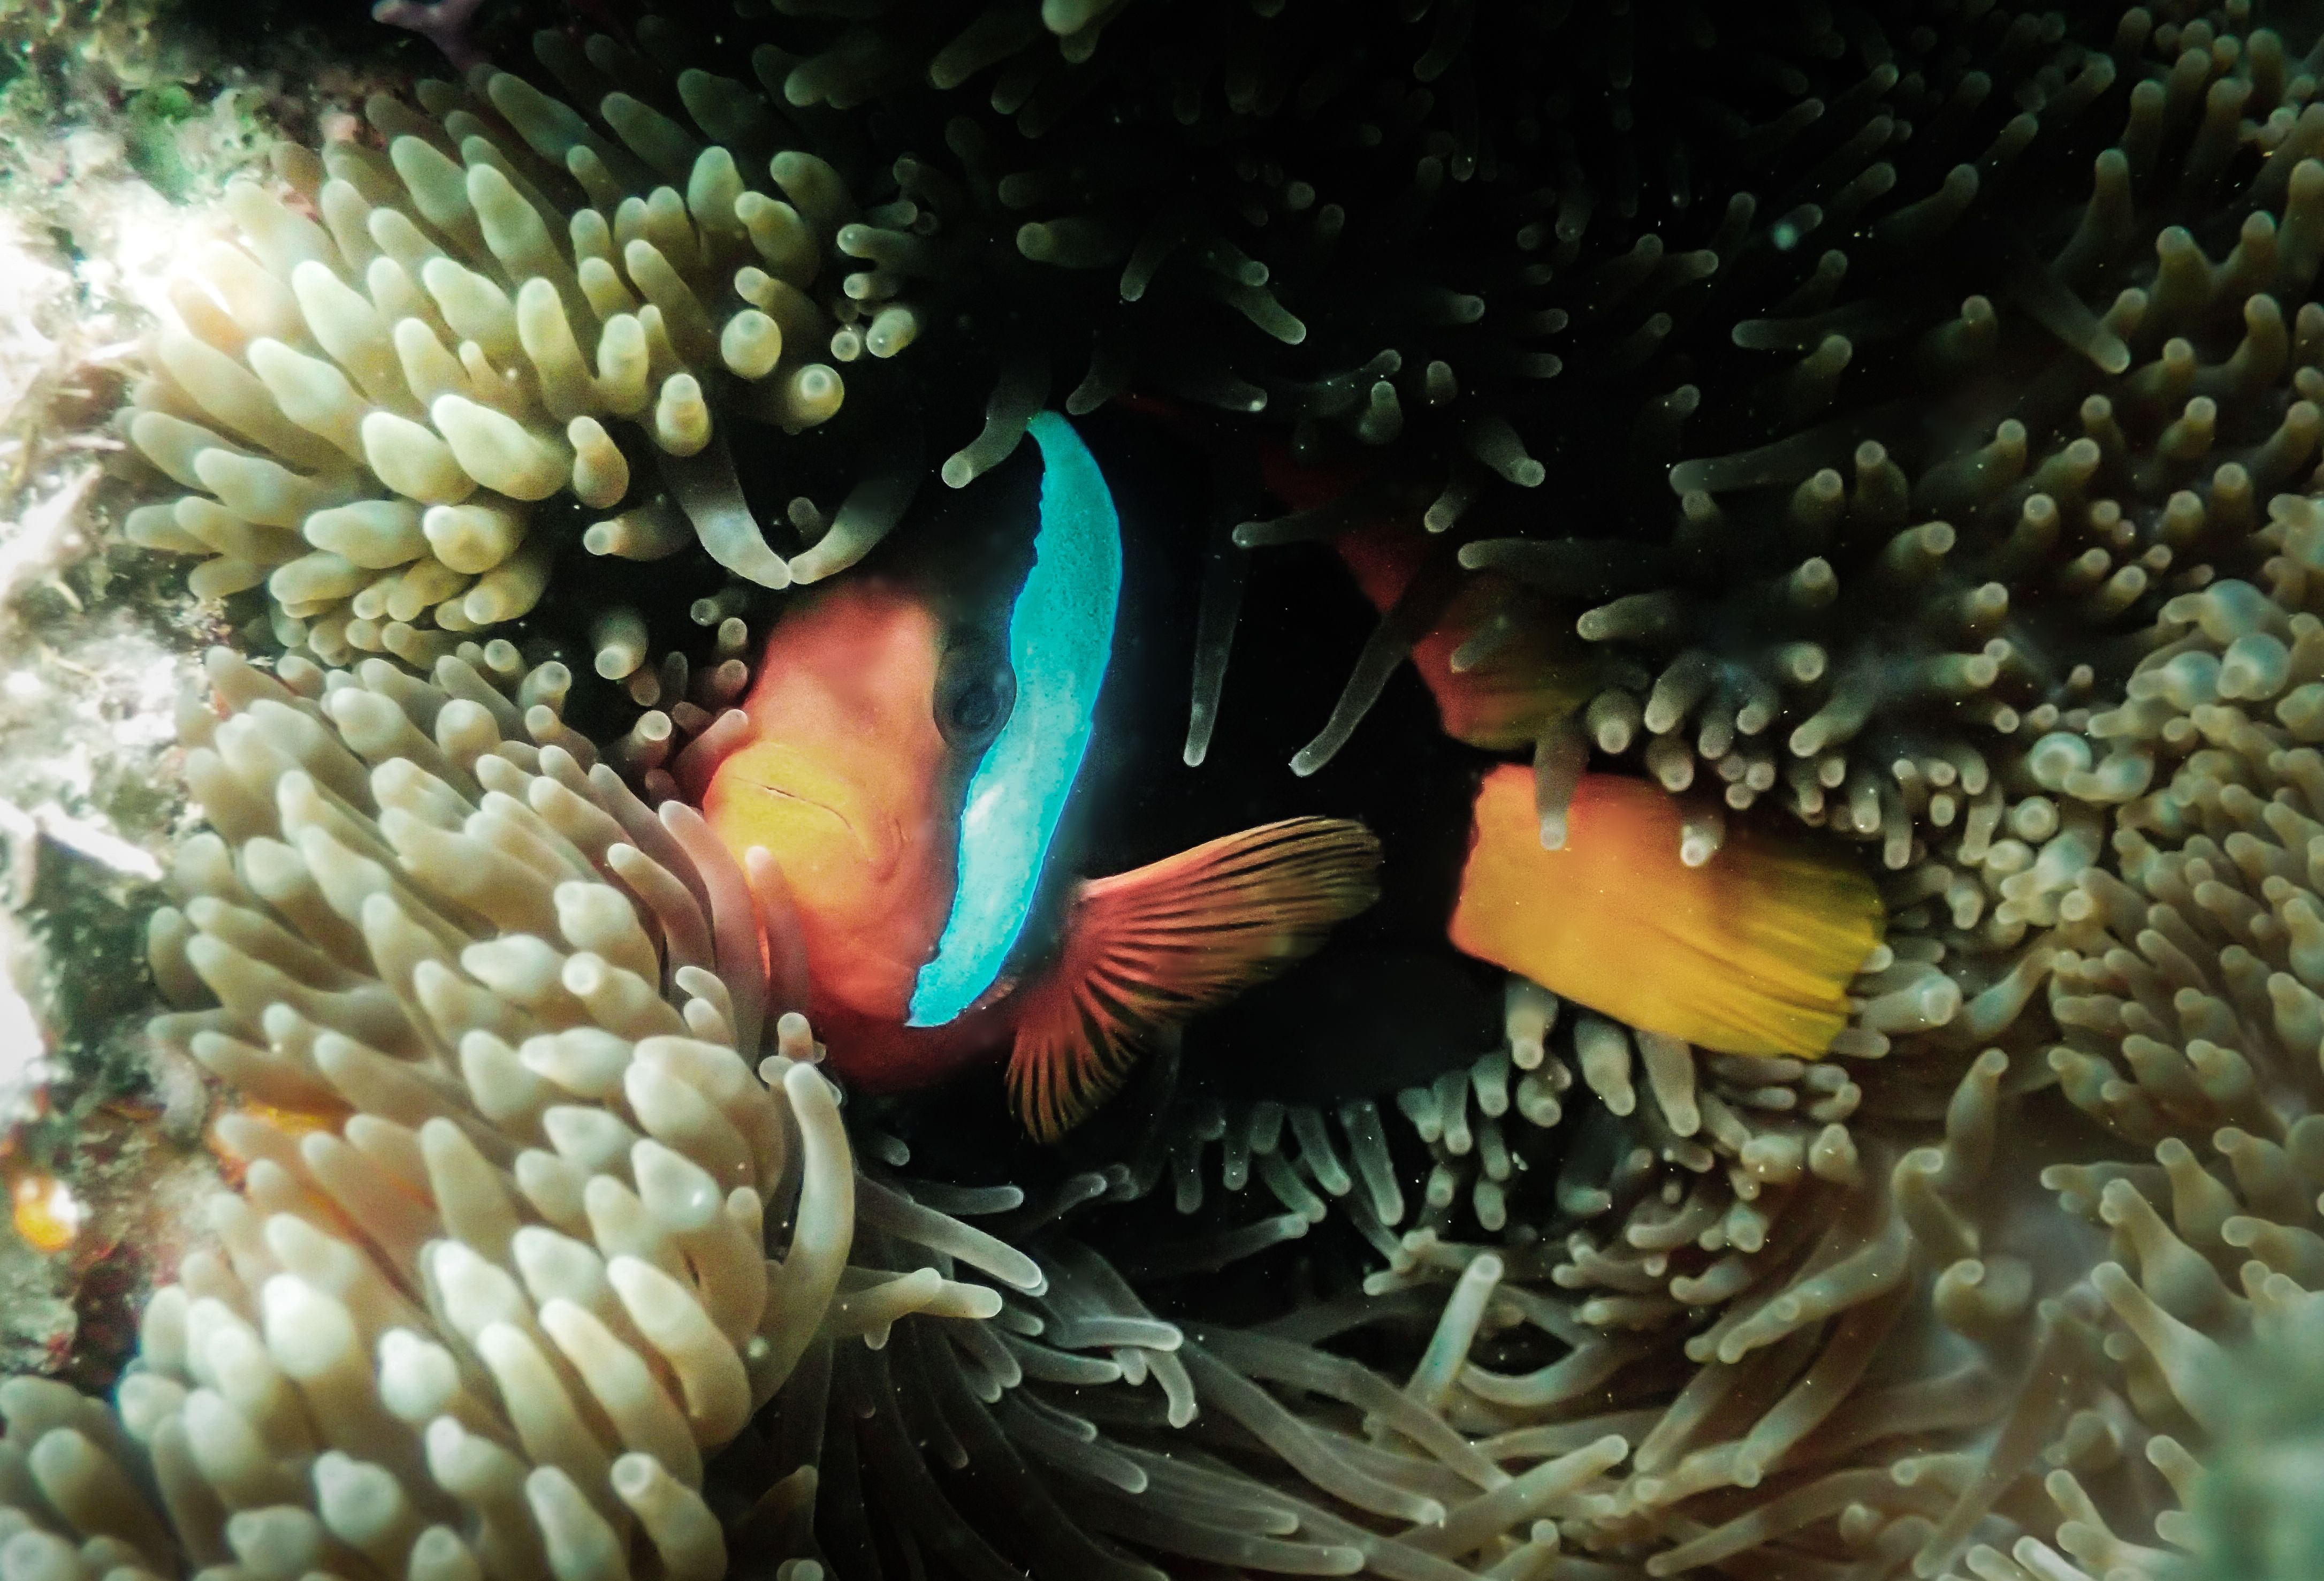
699, 579, 963, 1024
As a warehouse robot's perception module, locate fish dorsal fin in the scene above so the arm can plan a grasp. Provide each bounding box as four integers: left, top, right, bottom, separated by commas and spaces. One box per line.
1007, 817, 1384, 1140
910, 411, 1122, 1028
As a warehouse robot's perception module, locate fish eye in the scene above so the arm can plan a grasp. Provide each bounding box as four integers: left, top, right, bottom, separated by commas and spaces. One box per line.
935, 633, 1016, 751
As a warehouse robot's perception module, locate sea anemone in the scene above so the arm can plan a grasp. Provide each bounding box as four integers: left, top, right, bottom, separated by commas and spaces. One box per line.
6, 646, 1637, 1581
1075, 7, 2324, 1563
35, 2, 2324, 1579
110, 2, 1984, 766
1445, 2, 2324, 876
115, 104, 855, 668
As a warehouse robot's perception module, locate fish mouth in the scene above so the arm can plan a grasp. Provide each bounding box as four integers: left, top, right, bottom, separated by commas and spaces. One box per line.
740, 780, 870, 860
723, 752, 903, 884
702, 734, 940, 1020
751, 780, 839, 819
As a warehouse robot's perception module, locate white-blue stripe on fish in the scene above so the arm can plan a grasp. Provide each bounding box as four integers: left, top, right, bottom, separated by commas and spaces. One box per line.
906, 412, 1121, 1027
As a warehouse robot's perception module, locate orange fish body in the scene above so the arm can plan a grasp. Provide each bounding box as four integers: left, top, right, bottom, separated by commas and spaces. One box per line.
700, 569, 1384, 1127
700, 571, 1384, 1123
702, 414, 1384, 1137
700, 411, 1884, 1137
698, 579, 1015, 1091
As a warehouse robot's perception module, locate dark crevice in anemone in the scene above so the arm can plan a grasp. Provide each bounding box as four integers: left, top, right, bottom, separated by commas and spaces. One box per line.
897, 1318, 1167, 1581
1665, 405, 1909, 497
658, 432, 795, 589
1458, 537, 1685, 603
1182, 526, 1246, 768
1180, 443, 1264, 767
1290, 549, 1465, 776
802, 455, 924, 586
815, 1395, 881, 1581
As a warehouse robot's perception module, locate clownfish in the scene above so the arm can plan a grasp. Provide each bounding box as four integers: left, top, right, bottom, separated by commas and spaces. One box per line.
694, 410, 1883, 1139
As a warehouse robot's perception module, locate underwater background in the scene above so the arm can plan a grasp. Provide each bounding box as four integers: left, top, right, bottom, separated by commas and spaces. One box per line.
7, 0, 2324, 1576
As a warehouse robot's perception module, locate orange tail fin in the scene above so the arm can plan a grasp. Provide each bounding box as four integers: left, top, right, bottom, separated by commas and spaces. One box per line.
1008, 818, 1382, 1139
1449, 768, 1883, 1058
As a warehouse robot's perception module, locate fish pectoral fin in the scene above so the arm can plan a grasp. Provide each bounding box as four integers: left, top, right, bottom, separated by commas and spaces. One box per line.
1006, 817, 1384, 1141
1449, 767, 1884, 1059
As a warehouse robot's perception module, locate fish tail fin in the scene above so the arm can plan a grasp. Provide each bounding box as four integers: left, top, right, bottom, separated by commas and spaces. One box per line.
1449, 767, 1883, 1058
1008, 817, 1383, 1140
